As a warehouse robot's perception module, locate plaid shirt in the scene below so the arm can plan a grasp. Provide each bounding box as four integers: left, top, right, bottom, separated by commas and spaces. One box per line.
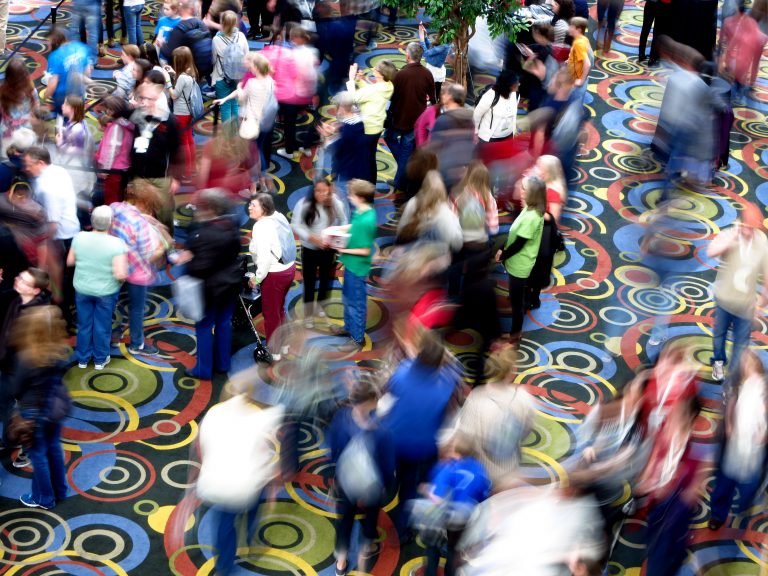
109, 202, 158, 286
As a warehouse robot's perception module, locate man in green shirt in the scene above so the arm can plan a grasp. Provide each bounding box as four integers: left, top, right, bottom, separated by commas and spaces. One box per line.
334, 179, 377, 352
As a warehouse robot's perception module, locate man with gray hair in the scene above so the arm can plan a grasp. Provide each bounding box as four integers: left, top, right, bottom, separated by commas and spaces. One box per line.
430, 82, 476, 188
385, 41, 436, 196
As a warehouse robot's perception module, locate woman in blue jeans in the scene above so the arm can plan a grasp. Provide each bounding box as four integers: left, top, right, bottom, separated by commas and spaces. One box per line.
123, 0, 146, 45
11, 306, 72, 509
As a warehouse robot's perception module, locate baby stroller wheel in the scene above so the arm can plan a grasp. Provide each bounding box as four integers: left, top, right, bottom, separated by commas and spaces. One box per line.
254, 345, 273, 364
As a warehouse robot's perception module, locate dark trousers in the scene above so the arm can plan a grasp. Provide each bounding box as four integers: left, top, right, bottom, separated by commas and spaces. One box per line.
104, 0, 126, 41
60, 238, 75, 330
301, 246, 336, 304
639, 0, 660, 58
646, 494, 694, 576
193, 301, 235, 379
710, 447, 768, 523
394, 454, 436, 536
507, 274, 527, 337
278, 103, 306, 154
425, 528, 464, 576
246, 0, 273, 32
334, 489, 380, 556
362, 132, 381, 184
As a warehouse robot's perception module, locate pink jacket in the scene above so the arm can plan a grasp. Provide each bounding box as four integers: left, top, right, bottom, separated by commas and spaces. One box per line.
414, 104, 441, 146
96, 118, 134, 171
262, 44, 317, 106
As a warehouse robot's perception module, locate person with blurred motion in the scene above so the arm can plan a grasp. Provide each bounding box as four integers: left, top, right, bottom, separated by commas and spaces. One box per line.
290, 179, 348, 328
329, 179, 377, 353
635, 395, 706, 576
385, 42, 436, 194
707, 202, 768, 385
195, 123, 256, 198
176, 189, 241, 380
396, 170, 462, 251
566, 17, 591, 103
247, 193, 296, 360
708, 350, 768, 531
330, 375, 395, 575
473, 70, 520, 145
346, 60, 396, 184
44, 28, 91, 116
379, 329, 462, 539
429, 83, 475, 190
453, 345, 535, 487
95, 96, 135, 205
719, 1, 768, 104
10, 306, 72, 509
596, 0, 623, 53
68, 206, 128, 370
418, 22, 452, 100
329, 92, 368, 206
196, 374, 284, 575
496, 176, 546, 346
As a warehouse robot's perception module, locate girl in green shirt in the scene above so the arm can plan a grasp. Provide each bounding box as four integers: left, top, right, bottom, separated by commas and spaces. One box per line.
495, 176, 547, 344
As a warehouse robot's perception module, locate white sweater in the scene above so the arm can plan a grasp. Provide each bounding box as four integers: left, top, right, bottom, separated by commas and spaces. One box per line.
473, 89, 519, 142
249, 213, 294, 283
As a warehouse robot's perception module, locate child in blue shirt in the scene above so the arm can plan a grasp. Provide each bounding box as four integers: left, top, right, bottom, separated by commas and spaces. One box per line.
154, 1, 181, 50
418, 22, 453, 98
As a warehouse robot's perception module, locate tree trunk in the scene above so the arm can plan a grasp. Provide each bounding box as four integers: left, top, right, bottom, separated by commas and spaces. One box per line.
453, 21, 470, 91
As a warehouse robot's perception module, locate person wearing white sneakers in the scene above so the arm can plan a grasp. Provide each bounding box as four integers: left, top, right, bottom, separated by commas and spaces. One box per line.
707, 202, 768, 387
67, 206, 128, 371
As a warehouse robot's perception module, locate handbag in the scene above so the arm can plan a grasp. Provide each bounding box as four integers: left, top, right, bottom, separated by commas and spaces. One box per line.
239, 115, 260, 140
172, 275, 205, 322
8, 410, 35, 447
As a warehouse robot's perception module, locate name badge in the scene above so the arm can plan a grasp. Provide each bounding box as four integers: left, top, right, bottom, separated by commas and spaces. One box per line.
134, 136, 150, 152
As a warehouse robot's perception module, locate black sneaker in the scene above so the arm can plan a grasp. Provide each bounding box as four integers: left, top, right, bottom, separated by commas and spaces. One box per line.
128, 342, 159, 355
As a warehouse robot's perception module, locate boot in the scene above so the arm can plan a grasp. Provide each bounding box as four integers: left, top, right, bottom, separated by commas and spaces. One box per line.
596, 21, 606, 50
603, 30, 614, 54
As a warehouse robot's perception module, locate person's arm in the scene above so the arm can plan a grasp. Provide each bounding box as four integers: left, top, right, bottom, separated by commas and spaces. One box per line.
707, 227, 738, 258
549, 201, 562, 223
575, 41, 591, 87
250, 222, 278, 284
66, 244, 76, 267
472, 91, 492, 130
496, 235, 527, 261
112, 252, 128, 281
290, 199, 314, 244
45, 75, 59, 104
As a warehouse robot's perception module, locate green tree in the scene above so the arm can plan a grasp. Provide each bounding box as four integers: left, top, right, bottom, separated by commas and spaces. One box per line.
382, 0, 528, 90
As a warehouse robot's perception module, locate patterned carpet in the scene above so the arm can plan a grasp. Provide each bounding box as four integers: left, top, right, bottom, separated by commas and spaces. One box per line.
1, 1, 767, 574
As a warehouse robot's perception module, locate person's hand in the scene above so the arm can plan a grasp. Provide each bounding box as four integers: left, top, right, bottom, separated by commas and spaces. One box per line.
574, 80, 583, 87
249, 276, 259, 289
170, 178, 179, 195
155, 36, 165, 48
212, 98, 224, 106
418, 23, 426, 40
495, 249, 502, 262
348, 63, 358, 82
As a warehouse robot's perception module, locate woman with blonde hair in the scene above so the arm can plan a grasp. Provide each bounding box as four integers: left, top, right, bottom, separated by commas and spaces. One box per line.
10, 306, 72, 509
212, 10, 249, 123
533, 154, 567, 222
169, 46, 199, 179
396, 170, 462, 250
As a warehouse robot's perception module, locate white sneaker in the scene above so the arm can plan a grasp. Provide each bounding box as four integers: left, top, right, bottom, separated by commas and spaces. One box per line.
298, 147, 313, 157
712, 361, 725, 382
648, 334, 666, 346
271, 353, 282, 362
94, 356, 111, 371
275, 148, 295, 160
78, 361, 88, 369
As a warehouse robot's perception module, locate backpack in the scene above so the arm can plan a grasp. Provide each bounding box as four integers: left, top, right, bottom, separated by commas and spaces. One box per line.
486, 390, 526, 462
457, 192, 487, 234
180, 19, 213, 78
336, 431, 384, 506
182, 75, 205, 119
270, 212, 297, 265
217, 32, 247, 82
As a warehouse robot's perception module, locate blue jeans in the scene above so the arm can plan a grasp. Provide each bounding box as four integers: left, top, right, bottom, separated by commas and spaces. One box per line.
193, 302, 235, 379
646, 494, 694, 576
711, 303, 751, 373
26, 419, 68, 508
215, 79, 238, 123
384, 129, 415, 192
213, 500, 261, 574
342, 269, 367, 345
710, 447, 767, 523
126, 282, 148, 349
75, 291, 118, 364
123, 3, 145, 46
72, 0, 101, 63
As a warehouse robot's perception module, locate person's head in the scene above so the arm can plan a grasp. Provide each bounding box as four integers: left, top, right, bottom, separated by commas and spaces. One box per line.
197, 188, 234, 218
47, 27, 68, 51
133, 58, 153, 81
0, 58, 34, 113
23, 146, 51, 177
488, 344, 518, 383
405, 41, 423, 64
457, 161, 491, 199
522, 175, 547, 214
569, 16, 588, 36
493, 69, 519, 100
6, 128, 36, 158
313, 179, 333, 206
121, 43, 140, 64
535, 154, 566, 197
62, 95, 85, 123
139, 42, 161, 67
142, 69, 167, 90
418, 170, 448, 208
739, 201, 764, 237
10, 305, 69, 368
348, 372, 381, 409
91, 205, 114, 231
348, 179, 375, 207
304, 179, 335, 226
172, 46, 198, 80
176, 0, 196, 17
220, 10, 238, 35
136, 81, 165, 114
739, 349, 765, 380
249, 52, 272, 77
374, 59, 397, 83
553, 0, 575, 20
163, 0, 180, 18
406, 148, 440, 191
289, 25, 311, 45
441, 82, 466, 108
248, 192, 275, 220
13, 268, 49, 303
333, 91, 356, 118
127, 178, 163, 216
532, 23, 555, 44
416, 329, 445, 368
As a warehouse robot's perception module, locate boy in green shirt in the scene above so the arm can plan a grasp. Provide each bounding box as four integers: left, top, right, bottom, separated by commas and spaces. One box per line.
334, 179, 377, 352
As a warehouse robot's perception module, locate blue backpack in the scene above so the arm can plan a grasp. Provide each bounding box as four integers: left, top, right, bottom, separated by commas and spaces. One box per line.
182, 75, 205, 119
217, 32, 247, 82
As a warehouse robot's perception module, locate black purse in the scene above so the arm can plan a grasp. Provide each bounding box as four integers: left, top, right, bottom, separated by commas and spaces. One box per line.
539, 213, 565, 258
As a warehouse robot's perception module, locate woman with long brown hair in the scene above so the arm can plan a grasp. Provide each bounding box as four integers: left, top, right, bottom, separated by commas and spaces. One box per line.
0, 58, 38, 160
10, 305, 71, 509
169, 46, 199, 179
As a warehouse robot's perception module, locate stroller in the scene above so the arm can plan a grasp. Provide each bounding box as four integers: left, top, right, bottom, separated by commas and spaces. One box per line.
235, 266, 273, 364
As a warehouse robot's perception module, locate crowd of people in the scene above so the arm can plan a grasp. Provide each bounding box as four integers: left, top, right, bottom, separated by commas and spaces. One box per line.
0, 0, 766, 574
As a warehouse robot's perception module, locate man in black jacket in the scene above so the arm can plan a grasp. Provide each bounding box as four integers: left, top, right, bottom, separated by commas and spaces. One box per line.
160, 0, 213, 82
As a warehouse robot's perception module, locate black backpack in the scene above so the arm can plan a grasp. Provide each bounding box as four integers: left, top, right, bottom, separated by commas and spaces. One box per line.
179, 19, 213, 78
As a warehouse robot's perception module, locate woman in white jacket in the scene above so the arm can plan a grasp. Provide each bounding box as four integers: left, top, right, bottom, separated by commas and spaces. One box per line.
248, 193, 296, 360
473, 70, 520, 143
